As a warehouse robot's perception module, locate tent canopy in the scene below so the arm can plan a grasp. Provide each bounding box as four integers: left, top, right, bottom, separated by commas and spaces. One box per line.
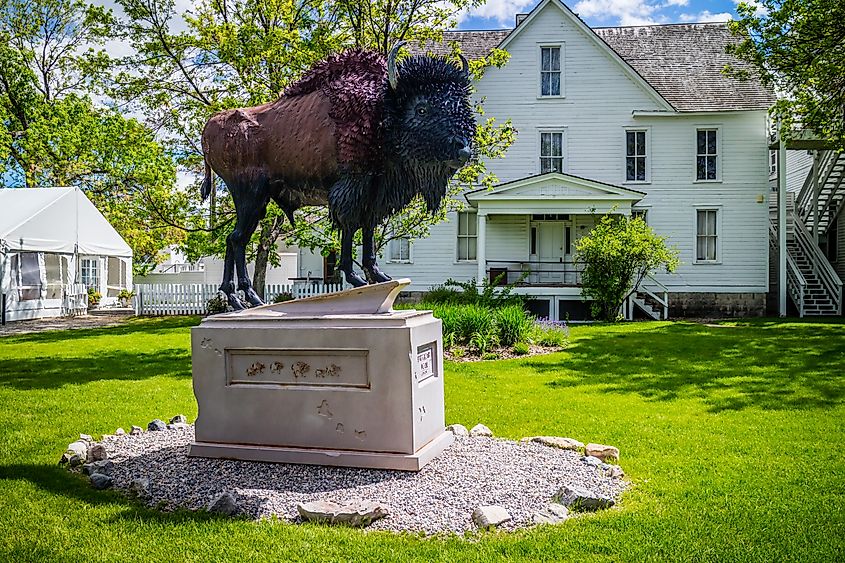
0, 187, 132, 257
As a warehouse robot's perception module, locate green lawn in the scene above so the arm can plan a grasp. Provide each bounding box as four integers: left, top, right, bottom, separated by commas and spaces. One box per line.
1, 317, 843, 562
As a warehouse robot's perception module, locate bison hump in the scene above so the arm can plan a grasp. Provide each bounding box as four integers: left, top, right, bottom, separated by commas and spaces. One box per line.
285, 50, 386, 168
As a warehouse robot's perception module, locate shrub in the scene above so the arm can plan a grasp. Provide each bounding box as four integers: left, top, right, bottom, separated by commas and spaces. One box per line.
272, 291, 294, 303
457, 304, 495, 344
469, 330, 497, 355
494, 305, 532, 347
512, 341, 530, 355
576, 213, 679, 321
529, 318, 569, 348
205, 293, 228, 315
86, 287, 101, 308
450, 346, 465, 359
481, 351, 500, 361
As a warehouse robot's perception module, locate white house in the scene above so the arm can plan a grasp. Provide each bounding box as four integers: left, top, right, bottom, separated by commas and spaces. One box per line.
0, 187, 133, 322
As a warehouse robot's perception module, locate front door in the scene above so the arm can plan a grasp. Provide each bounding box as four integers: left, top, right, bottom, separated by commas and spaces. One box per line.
537, 222, 564, 283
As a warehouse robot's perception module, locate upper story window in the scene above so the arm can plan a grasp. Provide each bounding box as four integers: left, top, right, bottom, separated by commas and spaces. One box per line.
626, 130, 648, 182
540, 131, 564, 173
456, 211, 478, 261
387, 237, 411, 263
696, 128, 719, 181
540, 46, 561, 97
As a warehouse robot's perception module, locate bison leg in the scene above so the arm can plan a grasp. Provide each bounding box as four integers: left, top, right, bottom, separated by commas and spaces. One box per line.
219, 235, 243, 310
340, 227, 368, 287
231, 199, 268, 307
362, 224, 391, 284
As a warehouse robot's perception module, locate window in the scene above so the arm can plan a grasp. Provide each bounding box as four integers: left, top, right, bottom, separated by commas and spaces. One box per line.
80, 257, 99, 289
540, 46, 561, 96
44, 254, 65, 299
13, 252, 42, 301
388, 237, 411, 263
696, 209, 719, 262
456, 211, 477, 261
769, 150, 777, 177
632, 209, 648, 224
540, 131, 564, 173
696, 128, 719, 180
626, 130, 648, 182
107, 257, 128, 297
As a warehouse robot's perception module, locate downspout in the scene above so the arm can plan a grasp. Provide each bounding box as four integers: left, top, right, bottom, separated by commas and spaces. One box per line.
777, 138, 787, 317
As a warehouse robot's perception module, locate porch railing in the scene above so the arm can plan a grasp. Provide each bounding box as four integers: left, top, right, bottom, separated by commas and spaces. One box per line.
485, 260, 583, 286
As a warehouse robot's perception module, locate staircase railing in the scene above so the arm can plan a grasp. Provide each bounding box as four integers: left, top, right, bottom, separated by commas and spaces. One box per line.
793, 215, 843, 314
797, 150, 842, 228
769, 220, 807, 317
624, 273, 669, 320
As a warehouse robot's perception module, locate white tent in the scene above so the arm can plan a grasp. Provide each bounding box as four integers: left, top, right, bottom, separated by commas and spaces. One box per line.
0, 187, 133, 322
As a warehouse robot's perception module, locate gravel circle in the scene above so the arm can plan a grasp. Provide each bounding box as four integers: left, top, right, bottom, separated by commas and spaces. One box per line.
100, 426, 627, 534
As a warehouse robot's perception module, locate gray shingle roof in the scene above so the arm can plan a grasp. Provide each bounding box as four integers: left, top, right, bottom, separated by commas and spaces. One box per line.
413, 23, 774, 112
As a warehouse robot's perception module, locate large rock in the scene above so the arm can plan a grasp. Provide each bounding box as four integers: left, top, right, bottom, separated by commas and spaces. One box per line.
87, 443, 108, 462
79, 434, 94, 443
82, 460, 114, 476
90, 473, 113, 490
147, 419, 167, 432
586, 443, 619, 462
446, 424, 469, 437
531, 503, 569, 525
129, 477, 151, 498
68, 454, 84, 468
66, 440, 88, 459
472, 505, 512, 529
130, 425, 143, 436
582, 455, 602, 467
115, 428, 126, 436
522, 436, 584, 451
167, 422, 190, 431
207, 492, 239, 516
297, 500, 389, 527
554, 485, 615, 512
469, 424, 493, 437
169, 414, 188, 425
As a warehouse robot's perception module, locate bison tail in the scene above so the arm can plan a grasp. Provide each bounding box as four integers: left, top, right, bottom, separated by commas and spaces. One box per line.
200, 159, 213, 201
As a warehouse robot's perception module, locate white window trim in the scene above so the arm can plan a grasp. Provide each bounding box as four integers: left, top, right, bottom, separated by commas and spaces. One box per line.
693, 205, 723, 264
79, 256, 101, 289
769, 150, 778, 180
538, 127, 568, 174
455, 210, 478, 264
693, 125, 723, 183
386, 236, 413, 264
632, 205, 651, 224
623, 126, 652, 184
537, 43, 565, 99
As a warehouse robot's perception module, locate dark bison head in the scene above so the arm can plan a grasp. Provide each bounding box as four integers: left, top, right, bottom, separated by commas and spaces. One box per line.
384, 44, 476, 172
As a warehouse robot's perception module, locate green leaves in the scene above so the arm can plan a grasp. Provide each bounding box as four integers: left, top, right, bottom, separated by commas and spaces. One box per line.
726, 0, 845, 150
576, 214, 679, 321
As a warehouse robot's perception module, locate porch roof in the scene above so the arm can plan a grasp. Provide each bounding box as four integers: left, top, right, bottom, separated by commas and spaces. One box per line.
465, 172, 644, 215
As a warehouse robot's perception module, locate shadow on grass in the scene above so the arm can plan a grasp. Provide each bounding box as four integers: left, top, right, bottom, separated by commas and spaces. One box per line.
0, 316, 200, 345
530, 321, 845, 412
0, 349, 191, 390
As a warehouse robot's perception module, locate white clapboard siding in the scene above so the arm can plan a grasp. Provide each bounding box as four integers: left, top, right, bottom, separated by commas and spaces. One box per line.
135, 283, 344, 316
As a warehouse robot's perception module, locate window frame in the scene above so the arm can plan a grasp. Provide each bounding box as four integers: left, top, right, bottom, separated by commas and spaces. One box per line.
694, 126, 722, 183
386, 236, 412, 264
769, 150, 777, 179
80, 256, 101, 289
455, 211, 478, 263
632, 207, 650, 224
693, 206, 722, 264
538, 128, 567, 174
537, 44, 564, 99
624, 127, 651, 184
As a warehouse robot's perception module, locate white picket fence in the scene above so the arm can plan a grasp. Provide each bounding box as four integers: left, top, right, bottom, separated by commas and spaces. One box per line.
134, 282, 345, 316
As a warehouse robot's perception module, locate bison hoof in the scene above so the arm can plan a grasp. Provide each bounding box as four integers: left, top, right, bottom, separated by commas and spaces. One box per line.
227, 293, 247, 311
366, 268, 392, 284
345, 271, 368, 288
243, 287, 264, 307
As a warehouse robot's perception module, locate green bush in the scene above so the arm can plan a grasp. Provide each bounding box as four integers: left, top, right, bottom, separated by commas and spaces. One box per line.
512, 341, 530, 355
529, 319, 569, 348
494, 305, 532, 347
205, 293, 228, 315
272, 291, 294, 303
457, 304, 495, 343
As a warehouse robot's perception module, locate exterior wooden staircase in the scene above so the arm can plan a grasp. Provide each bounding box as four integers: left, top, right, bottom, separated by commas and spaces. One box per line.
797, 151, 845, 235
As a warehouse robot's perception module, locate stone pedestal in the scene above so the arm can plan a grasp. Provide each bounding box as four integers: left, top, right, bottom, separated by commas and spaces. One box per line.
188, 281, 451, 471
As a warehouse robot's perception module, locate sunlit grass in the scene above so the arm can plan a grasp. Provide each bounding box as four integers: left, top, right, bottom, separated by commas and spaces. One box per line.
1, 316, 843, 562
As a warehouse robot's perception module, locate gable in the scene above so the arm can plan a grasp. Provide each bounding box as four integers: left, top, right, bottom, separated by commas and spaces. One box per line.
468, 172, 644, 202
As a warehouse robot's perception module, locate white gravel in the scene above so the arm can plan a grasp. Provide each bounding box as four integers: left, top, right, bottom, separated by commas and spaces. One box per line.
100, 426, 627, 534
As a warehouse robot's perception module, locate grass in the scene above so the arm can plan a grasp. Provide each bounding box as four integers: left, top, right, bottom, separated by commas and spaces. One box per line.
1, 316, 844, 562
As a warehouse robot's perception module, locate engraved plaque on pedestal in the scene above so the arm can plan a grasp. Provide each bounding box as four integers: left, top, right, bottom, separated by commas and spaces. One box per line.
188, 280, 452, 471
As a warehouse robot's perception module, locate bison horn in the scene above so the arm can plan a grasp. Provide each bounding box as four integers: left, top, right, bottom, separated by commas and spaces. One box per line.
388, 41, 405, 91
458, 53, 469, 77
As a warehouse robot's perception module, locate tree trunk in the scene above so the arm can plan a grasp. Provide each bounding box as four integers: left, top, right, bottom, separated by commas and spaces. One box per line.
253, 238, 271, 301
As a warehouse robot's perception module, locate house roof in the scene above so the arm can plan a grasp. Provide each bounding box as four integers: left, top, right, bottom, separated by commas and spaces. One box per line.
414, 20, 774, 112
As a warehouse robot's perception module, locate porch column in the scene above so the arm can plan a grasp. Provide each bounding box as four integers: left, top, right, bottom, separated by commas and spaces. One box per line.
476, 212, 487, 286
812, 150, 821, 243
778, 138, 787, 317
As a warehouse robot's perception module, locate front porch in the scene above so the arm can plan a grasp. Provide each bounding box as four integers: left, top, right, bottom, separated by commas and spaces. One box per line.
465, 172, 666, 320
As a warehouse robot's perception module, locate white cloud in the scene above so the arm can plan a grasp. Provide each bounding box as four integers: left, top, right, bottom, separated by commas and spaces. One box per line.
663, 0, 688, 6
458, 0, 538, 27
678, 10, 733, 23
733, 0, 768, 17
573, 0, 669, 26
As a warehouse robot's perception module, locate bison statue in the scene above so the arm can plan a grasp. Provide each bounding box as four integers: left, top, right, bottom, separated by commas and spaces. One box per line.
200, 42, 476, 310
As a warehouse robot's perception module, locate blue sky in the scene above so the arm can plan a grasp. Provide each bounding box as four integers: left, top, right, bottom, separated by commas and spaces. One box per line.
458, 0, 755, 29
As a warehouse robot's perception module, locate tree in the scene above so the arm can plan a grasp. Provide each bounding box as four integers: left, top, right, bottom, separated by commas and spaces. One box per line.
727, 0, 845, 150
575, 213, 679, 322
109, 0, 515, 294
0, 0, 183, 272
